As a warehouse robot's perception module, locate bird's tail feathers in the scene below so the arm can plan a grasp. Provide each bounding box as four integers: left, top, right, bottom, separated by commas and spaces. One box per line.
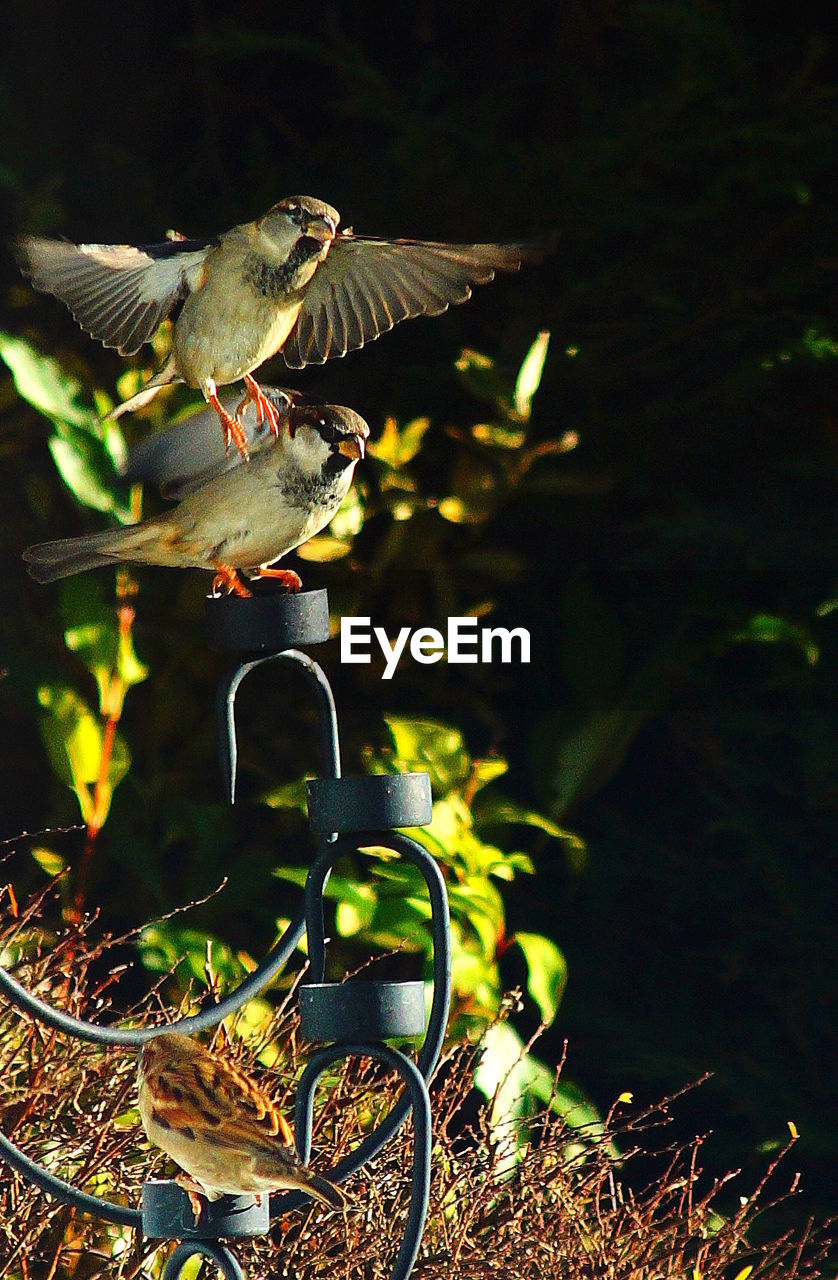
23, 522, 166, 583
298, 1169, 347, 1211
107, 353, 181, 420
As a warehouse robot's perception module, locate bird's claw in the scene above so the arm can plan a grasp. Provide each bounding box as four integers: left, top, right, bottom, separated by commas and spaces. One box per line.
237, 374, 285, 439
211, 564, 253, 598
253, 566, 302, 592
207, 391, 250, 461
174, 1174, 207, 1225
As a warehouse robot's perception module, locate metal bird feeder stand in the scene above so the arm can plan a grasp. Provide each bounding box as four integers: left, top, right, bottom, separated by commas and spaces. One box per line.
0, 588, 451, 1280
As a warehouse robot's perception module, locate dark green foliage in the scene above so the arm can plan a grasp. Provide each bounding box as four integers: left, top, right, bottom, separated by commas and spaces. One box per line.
0, 0, 836, 1244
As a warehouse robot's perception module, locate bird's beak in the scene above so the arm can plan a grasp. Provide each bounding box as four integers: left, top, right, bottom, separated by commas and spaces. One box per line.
337, 436, 364, 462
304, 214, 337, 243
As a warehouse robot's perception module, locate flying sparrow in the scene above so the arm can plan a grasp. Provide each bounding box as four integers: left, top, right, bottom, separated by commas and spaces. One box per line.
16, 196, 541, 457
22, 391, 367, 596
137, 1032, 345, 1212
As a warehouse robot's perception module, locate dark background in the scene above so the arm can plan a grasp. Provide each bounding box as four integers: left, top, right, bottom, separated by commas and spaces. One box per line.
0, 0, 836, 1231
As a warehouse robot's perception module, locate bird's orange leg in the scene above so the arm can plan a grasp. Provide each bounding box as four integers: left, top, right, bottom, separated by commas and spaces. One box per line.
253, 566, 302, 592
204, 377, 250, 460
174, 1173, 206, 1224
236, 374, 286, 439
211, 563, 253, 598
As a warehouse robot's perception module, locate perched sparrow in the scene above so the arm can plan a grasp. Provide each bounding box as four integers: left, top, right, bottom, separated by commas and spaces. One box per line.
137, 1032, 345, 1209
16, 196, 541, 456
22, 391, 367, 596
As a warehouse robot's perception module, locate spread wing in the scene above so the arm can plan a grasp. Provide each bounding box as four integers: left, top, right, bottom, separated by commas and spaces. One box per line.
16, 236, 214, 356
282, 235, 543, 368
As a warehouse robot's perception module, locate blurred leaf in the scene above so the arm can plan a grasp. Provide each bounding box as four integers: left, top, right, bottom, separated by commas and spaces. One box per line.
64, 616, 147, 716
139, 926, 243, 988
379, 716, 471, 792
447, 878, 505, 957
37, 684, 129, 825
476, 794, 585, 852
0, 333, 93, 429
30, 846, 66, 876
513, 331, 551, 420
514, 931, 567, 1026
296, 534, 353, 562
471, 421, 528, 449
46, 435, 131, 521
474, 1022, 557, 1164
455, 347, 513, 407
800, 328, 838, 360
0, 334, 134, 522
729, 613, 819, 666
368, 415, 432, 469
471, 757, 508, 788
335, 883, 377, 936
262, 777, 310, 812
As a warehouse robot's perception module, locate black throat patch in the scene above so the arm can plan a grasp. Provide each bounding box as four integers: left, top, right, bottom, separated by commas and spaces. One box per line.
243, 237, 324, 299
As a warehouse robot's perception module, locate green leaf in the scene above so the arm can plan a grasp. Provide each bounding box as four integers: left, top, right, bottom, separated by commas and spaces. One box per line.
380, 716, 472, 791
47, 432, 134, 523
37, 683, 130, 824
138, 926, 243, 988
729, 613, 819, 666
64, 615, 147, 715
368, 414, 432, 468
476, 795, 586, 851
0, 332, 94, 429
514, 931, 567, 1025
0, 333, 134, 522
262, 777, 311, 812
447, 877, 506, 958
30, 846, 67, 877
513, 330, 551, 419
473, 1022, 555, 1165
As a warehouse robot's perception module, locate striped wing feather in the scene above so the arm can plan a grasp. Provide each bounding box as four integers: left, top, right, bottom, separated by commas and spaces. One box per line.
146, 1038, 294, 1151
283, 235, 541, 368
16, 236, 212, 356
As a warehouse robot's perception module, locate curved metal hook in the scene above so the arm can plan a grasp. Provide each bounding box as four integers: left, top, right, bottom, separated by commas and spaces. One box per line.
0, 1128, 140, 1228
272, 831, 450, 1215
218, 649, 341, 804
162, 1240, 245, 1280
285, 1045, 431, 1280
0, 898, 305, 1046
0, 653, 338, 1044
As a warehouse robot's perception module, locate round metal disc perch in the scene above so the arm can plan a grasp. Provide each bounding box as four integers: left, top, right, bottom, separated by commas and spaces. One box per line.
142, 1181, 270, 1240
307, 773, 433, 833
300, 980, 427, 1042
205, 587, 331, 652
0, 588, 451, 1280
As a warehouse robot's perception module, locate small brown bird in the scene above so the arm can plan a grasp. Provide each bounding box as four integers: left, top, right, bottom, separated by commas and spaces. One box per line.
16, 196, 541, 456
22, 392, 367, 596
137, 1032, 345, 1210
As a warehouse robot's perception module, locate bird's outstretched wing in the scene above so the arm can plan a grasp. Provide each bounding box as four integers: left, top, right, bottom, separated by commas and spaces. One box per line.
16, 236, 215, 356
281, 236, 543, 368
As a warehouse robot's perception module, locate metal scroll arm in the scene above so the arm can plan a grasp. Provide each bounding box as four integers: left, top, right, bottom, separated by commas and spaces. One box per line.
272, 829, 451, 1212
0, 647, 343, 1046
161, 1241, 245, 1280
295, 1046, 432, 1280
